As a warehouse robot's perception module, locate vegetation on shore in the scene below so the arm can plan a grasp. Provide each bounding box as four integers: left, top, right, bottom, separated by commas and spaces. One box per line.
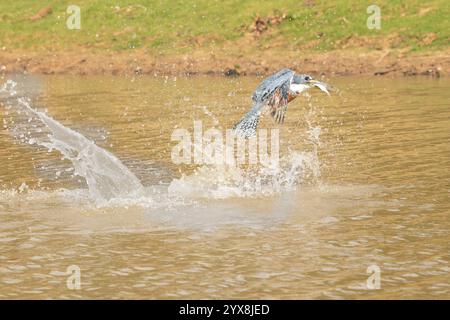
1, 0, 448, 53
0, 1, 448, 76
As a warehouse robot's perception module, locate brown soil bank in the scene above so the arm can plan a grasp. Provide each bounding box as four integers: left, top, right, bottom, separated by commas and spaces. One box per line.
0, 48, 448, 77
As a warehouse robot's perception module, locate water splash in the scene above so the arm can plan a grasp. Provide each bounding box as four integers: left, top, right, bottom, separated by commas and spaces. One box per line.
1, 80, 144, 203
168, 147, 320, 199
1, 79, 322, 206
169, 118, 321, 199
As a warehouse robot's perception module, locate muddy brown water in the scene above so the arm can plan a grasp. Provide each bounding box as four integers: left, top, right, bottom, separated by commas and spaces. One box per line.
0, 75, 449, 299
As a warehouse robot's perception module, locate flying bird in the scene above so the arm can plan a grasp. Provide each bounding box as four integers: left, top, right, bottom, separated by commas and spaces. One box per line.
233, 68, 330, 137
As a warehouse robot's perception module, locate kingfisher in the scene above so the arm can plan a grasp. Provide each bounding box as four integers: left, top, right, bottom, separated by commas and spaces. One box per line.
233, 68, 330, 137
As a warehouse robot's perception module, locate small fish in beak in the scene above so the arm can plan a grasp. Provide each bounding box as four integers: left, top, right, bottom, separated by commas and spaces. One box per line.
308, 79, 331, 96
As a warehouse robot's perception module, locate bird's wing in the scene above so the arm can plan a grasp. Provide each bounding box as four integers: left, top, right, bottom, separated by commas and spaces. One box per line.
269, 79, 291, 124
235, 69, 293, 134
251, 68, 294, 104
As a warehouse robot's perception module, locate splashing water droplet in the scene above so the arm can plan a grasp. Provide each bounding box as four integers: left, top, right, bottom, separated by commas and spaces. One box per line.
1, 80, 144, 203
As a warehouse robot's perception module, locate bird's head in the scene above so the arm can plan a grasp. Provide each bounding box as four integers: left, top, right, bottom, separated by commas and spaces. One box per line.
291, 74, 331, 96
293, 74, 313, 84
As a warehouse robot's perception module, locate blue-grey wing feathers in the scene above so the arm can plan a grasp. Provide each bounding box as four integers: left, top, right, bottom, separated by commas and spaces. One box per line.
252, 68, 294, 104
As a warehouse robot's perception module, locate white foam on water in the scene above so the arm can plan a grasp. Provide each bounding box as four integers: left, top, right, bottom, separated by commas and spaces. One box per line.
167, 148, 320, 199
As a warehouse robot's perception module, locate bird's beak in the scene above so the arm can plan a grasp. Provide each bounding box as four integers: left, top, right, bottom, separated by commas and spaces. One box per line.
308, 79, 331, 96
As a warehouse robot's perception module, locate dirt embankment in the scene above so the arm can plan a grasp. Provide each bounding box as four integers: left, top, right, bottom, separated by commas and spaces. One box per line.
0, 48, 448, 77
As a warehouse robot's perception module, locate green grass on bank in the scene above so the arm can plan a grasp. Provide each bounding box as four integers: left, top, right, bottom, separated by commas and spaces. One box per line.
0, 0, 448, 54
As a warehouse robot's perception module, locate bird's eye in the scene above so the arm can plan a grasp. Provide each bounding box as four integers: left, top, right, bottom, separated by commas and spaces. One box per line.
305, 76, 311, 81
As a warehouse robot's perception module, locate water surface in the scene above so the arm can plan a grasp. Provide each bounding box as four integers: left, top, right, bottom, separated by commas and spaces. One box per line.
0, 75, 449, 299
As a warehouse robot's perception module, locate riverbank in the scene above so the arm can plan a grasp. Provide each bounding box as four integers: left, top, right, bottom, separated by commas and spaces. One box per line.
1, 48, 448, 77
1, 1, 448, 77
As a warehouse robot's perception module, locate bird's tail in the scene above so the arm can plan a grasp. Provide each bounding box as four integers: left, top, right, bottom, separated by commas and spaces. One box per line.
233, 107, 261, 138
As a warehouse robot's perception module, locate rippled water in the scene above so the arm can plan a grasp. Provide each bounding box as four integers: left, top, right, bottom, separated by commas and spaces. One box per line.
0, 75, 449, 299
